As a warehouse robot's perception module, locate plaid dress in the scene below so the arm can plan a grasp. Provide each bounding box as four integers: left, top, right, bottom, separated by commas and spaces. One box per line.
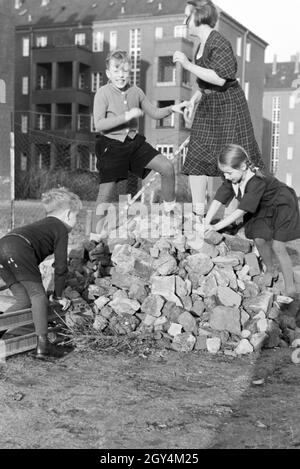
182, 30, 264, 177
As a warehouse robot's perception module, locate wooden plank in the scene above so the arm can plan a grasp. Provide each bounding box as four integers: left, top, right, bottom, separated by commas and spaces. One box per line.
0, 333, 37, 358
0, 306, 67, 332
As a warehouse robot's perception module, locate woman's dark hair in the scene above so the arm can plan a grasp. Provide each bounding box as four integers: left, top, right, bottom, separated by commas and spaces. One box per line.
218, 144, 265, 178
187, 0, 219, 28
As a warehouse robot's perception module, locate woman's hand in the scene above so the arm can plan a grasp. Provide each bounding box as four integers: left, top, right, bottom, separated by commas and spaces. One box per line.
50, 295, 71, 311
183, 101, 195, 125
171, 101, 189, 115
173, 51, 190, 69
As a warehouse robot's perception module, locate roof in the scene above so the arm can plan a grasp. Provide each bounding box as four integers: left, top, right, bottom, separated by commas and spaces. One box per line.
265, 61, 300, 90
14, 0, 186, 27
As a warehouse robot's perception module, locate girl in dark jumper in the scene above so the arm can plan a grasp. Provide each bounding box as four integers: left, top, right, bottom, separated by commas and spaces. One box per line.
0, 187, 82, 359
205, 144, 300, 300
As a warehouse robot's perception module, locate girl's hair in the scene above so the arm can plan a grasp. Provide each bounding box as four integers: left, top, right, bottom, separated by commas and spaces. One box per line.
105, 49, 131, 69
218, 144, 265, 178
187, 0, 219, 28
42, 187, 82, 214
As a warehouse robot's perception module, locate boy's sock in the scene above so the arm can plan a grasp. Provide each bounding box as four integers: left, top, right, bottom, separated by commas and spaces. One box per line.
163, 200, 176, 213
192, 203, 206, 216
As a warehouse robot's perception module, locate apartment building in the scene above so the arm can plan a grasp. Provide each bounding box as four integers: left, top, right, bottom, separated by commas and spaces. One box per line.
13, 0, 267, 197
0, 0, 15, 200
263, 54, 300, 195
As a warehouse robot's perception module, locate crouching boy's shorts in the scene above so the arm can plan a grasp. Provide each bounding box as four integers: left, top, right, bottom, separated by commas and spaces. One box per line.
95, 134, 160, 183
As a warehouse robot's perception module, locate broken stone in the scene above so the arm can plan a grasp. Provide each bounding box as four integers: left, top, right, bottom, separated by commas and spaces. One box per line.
204, 230, 223, 246
191, 299, 205, 317
223, 235, 251, 253
243, 292, 274, 316
109, 298, 140, 316
206, 337, 221, 354
240, 309, 250, 327
128, 283, 148, 303
245, 252, 260, 277
241, 330, 251, 339
99, 306, 113, 319
195, 335, 207, 351
217, 287, 242, 308
178, 311, 197, 333
94, 296, 110, 311
143, 314, 157, 327
257, 318, 269, 333
209, 306, 241, 335
181, 296, 193, 312
250, 333, 268, 351
235, 339, 254, 355
168, 323, 183, 337
141, 294, 165, 318
172, 333, 196, 353
93, 315, 108, 331
151, 276, 182, 307
110, 268, 145, 290
185, 253, 214, 276
213, 256, 239, 267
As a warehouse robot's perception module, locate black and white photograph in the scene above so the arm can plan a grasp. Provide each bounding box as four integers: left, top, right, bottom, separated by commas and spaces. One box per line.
0, 0, 299, 453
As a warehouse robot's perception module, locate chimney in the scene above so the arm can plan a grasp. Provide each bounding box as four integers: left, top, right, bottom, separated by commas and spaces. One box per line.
272, 54, 277, 75
295, 52, 300, 74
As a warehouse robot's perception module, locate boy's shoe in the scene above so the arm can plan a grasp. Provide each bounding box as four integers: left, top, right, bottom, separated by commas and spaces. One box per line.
30, 337, 72, 360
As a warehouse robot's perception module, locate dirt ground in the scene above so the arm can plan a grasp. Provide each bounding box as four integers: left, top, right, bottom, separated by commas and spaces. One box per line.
0, 242, 299, 450
0, 347, 299, 449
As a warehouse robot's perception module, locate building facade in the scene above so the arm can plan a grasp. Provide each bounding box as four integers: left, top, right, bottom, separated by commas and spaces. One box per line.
0, 0, 15, 200
13, 0, 267, 199
263, 55, 300, 195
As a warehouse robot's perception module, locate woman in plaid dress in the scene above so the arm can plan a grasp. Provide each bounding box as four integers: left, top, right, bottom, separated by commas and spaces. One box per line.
173, 0, 264, 217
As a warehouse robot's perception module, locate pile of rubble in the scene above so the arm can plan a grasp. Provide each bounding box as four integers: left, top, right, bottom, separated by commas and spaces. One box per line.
62, 222, 300, 357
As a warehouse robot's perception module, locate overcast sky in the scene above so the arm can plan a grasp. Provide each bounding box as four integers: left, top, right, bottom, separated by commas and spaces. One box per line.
216, 0, 300, 63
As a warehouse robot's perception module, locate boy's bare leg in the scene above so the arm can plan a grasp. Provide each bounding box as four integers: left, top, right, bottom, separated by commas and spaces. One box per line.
272, 240, 296, 297
254, 238, 277, 273
146, 154, 175, 203
94, 182, 117, 234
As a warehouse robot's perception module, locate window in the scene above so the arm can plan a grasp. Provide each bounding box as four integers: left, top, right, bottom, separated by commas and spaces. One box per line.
22, 76, 29, 95
287, 147, 294, 160
129, 29, 141, 86
289, 95, 296, 109
89, 153, 97, 172
288, 121, 294, 135
36, 35, 47, 47
109, 31, 118, 51
20, 152, 27, 171
155, 27, 163, 39
158, 56, 176, 85
182, 68, 191, 87
37, 114, 46, 130
244, 82, 249, 101
75, 33, 86, 46
270, 97, 280, 174
21, 115, 28, 133
78, 73, 85, 90
0, 79, 6, 103
15, 0, 24, 10
236, 37, 242, 57
156, 145, 174, 160
174, 25, 187, 38
93, 31, 104, 52
22, 37, 30, 57
286, 173, 292, 187
91, 72, 104, 92
90, 115, 96, 132
37, 75, 47, 90
157, 101, 175, 128
246, 42, 251, 62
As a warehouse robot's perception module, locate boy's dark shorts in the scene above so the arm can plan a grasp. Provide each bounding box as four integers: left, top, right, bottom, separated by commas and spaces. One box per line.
95, 134, 160, 184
